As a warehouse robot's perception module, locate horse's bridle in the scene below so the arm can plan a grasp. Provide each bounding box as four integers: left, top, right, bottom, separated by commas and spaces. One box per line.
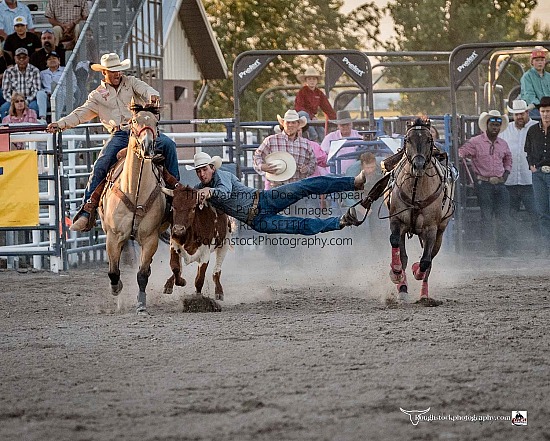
403, 125, 434, 168
130, 121, 158, 159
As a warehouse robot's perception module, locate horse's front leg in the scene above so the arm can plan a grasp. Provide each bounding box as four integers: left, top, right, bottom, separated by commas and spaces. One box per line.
136, 235, 159, 314
389, 220, 407, 291
412, 227, 437, 299
106, 234, 124, 295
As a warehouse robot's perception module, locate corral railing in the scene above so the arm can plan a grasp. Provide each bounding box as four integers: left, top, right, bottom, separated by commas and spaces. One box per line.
0, 120, 236, 272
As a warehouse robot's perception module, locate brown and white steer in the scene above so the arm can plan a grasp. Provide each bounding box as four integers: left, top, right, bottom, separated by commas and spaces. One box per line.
161, 185, 232, 300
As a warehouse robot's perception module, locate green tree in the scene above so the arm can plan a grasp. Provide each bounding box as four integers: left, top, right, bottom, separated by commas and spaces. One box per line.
381, 0, 549, 115
200, 0, 381, 123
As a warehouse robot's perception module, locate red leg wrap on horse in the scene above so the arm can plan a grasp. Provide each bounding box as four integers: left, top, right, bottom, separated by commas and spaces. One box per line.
412, 262, 426, 281
420, 281, 429, 298
391, 247, 402, 272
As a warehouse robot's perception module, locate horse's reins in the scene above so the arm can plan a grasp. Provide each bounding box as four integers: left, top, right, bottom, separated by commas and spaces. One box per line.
129, 122, 161, 240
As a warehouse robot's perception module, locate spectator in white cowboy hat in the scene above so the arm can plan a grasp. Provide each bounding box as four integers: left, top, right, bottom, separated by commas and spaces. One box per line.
320, 109, 362, 174
47, 52, 180, 232
0, 0, 34, 42
253, 109, 317, 189
164, 151, 366, 235
524, 96, 550, 255
2, 16, 41, 59
295, 66, 336, 141
459, 110, 513, 256
520, 48, 550, 117
499, 99, 538, 244
0, 47, 41, 119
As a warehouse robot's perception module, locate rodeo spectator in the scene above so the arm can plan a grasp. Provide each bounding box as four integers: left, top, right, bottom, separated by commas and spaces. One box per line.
459, 110, 513, 256
520, 48, 550, 118
2, 16, 41, 58
0, 0, 34, 42
36, 51, 75, 121
45, 0, 89, 49
295, 66, 336, 141
499, 99, 538, 244
524, 96, 550, 256
320, 110, 362, 174
0, 48, 42, 120
0, 47, 14, 108
2, 91, 38, 149
254, 109, 317, 189
30, 29, 66, 71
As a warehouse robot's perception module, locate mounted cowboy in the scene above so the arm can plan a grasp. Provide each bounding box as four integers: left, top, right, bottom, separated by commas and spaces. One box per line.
47, 52, 180, 231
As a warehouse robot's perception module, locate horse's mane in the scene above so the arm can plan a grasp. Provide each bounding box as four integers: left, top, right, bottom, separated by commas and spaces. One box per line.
129, 102, 161, 116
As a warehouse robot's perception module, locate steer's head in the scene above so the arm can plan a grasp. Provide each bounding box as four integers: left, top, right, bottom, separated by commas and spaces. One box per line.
161, 185, 199, 246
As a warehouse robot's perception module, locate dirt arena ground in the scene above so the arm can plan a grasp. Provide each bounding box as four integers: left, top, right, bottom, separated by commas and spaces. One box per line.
1, 234, 549, 441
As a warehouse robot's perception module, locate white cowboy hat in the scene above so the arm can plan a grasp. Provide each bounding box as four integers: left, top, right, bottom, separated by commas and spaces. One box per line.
91, 53, 131, 72
276, 109, 307, 128
265, 151, 297, 182
478, 110, 509, 132
330, 110, 356, 125
297, 66, 322, 83
185, 152, 223, 170
507, 99, 534, 114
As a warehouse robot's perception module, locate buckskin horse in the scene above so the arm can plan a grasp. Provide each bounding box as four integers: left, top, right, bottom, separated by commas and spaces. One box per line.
98, 101, 167, 314
386, 120, 455, 306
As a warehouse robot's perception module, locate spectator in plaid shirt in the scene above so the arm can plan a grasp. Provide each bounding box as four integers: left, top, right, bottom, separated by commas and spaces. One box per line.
45, 0, 89, 49
254, 109, 317, 189
0, 47, 42, 119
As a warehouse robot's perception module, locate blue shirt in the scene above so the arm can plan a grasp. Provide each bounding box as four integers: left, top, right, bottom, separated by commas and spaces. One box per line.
195, 169, 257, 223
0, 2, 34, 34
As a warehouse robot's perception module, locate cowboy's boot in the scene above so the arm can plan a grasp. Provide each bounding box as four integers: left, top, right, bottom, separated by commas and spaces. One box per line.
70, 180, 106, 232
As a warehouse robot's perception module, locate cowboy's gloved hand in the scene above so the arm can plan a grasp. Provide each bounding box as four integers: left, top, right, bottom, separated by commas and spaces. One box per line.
500, 171, 510, 184
196, 188, 212, 204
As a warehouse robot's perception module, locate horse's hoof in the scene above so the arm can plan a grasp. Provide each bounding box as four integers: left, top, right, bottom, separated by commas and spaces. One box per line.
411, 262, 426, 280
136, 305, 148, 315
182, 295, 221, 313
111, 280, 123, 296
416, 297, 442, 307
397, 288, 409, 303
389, 269, 404, 284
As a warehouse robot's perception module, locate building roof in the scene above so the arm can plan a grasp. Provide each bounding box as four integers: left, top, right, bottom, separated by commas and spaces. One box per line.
163, 0, 227, 80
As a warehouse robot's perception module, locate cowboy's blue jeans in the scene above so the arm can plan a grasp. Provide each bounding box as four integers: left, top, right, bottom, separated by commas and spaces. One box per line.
531, 170, 550, 246
252, 176, 355, 235
83, 130, 180, 202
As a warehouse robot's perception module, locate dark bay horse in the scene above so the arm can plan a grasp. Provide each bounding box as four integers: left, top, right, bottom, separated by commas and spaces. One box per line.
387, 121, 455, 306
98, 102, 167, 314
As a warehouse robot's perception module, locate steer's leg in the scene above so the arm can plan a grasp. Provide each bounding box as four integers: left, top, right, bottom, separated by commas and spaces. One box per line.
212, 243, 229, 301
195, 262, 208, 294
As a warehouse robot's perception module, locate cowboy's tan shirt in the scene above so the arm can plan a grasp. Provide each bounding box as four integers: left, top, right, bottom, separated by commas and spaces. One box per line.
56, 75, 158, 132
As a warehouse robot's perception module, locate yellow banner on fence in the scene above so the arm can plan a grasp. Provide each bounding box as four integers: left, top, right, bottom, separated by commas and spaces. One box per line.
0, 150, 39, 226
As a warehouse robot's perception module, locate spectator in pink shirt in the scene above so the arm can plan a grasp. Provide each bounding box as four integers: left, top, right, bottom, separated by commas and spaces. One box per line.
295, 67, 336, 141
459, 110, 513, 256
321, 110, 361, 174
